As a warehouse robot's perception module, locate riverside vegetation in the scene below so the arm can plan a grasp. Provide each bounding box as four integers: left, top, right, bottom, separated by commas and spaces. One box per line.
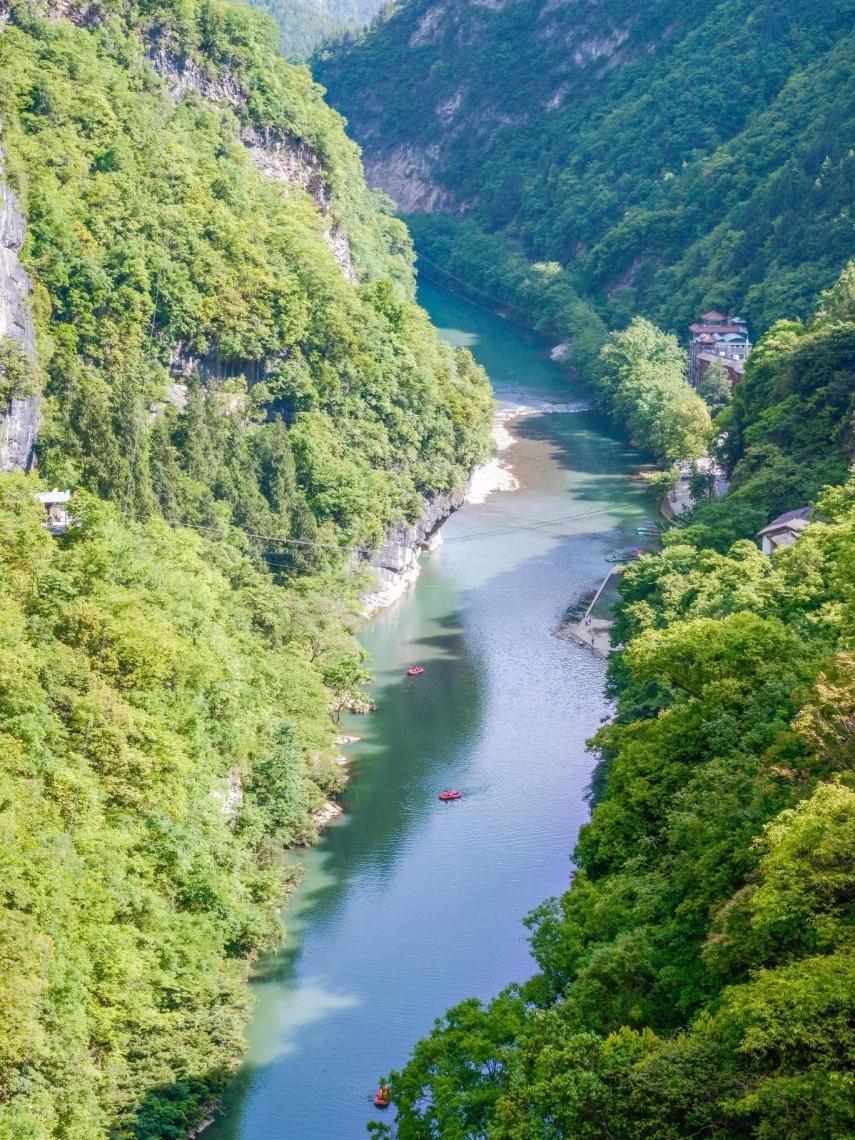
1, 0, 853, 1136
0, 0, 491, 1135
369, 268, 855, 1137
326, 1, 855, 1105
214, 0, 855, 1130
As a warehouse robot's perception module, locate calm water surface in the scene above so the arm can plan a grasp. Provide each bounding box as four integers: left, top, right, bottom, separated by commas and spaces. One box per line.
211, 281, 654, 1138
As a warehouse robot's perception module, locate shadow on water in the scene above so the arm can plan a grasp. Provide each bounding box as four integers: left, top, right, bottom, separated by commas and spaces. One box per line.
315, 610, 486, 872
515, 410, 648, 479
218, 605, 490, 981
206, 283, 659, 1140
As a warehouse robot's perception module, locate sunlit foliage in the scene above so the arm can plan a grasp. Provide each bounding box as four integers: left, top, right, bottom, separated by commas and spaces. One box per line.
0, 0, 492, 1134
378, 288, 855, 1138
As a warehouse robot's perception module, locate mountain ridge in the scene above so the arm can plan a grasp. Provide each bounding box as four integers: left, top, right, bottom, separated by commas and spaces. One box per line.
317, 0, 855, 333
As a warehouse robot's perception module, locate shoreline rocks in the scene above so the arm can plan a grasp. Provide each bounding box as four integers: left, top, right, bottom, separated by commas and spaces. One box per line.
312, 800, 344, 830
362, 487, 465, 615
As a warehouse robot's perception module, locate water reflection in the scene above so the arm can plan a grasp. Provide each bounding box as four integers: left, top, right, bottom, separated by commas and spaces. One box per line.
210, 283, 656, 1140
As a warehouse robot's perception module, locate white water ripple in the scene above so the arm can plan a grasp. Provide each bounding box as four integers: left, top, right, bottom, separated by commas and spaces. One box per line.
466, 399, 591, 504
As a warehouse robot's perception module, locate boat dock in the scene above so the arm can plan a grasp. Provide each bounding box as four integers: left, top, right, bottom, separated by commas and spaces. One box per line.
558, 565, 619, 658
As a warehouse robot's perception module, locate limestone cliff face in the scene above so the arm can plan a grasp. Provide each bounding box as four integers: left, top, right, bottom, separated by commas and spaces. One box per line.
362, 144, 462, 215
318, 0, 853, 334
31, 7, 359, 283
144, 45, 357, 282
240, 125, 357, 282
316, 0, 643, 216
362, 488, 465, 613
0, 139, 40, 472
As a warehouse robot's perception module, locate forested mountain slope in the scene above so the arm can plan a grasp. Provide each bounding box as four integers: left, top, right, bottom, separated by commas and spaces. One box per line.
380, 265, 855, 1140
1, 0, 490, 559
0, 0, 490, 1134
251, 0, 386, 59
317, 0, 855, 334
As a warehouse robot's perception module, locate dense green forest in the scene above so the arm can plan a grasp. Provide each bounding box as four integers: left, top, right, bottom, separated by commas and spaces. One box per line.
372, 268, 855, 1138
0, 476, 358, 1138
2, 0, 853, 1133
1, 0, 491, 555
594, 320, 711, 467
250, 0, 386, 59
0, 0, 491, 1134
318, 0, 855, 336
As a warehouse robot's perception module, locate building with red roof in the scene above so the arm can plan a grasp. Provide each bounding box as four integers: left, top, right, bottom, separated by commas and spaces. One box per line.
688, 310, 751, 386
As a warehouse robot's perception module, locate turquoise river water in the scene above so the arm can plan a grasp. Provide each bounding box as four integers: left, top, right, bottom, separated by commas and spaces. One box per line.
210, 281, 655, 1138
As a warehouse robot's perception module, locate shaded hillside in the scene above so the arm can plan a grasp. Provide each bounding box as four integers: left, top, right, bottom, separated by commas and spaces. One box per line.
253, 0, 387, 58
318, 0, 855, 334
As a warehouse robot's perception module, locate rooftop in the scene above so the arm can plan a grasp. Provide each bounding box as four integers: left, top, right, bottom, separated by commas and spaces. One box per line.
690, 323, 743, 336
36, 490, 72, 505
756, 506, 813, 537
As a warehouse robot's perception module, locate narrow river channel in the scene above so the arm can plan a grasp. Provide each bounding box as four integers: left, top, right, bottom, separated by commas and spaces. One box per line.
210, 281, 656, 1139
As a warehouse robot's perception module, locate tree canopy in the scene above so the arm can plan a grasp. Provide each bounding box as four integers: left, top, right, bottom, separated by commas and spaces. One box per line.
0, 0, 492, 1134
373, 276, 855, 1138
319, 0, 855, 337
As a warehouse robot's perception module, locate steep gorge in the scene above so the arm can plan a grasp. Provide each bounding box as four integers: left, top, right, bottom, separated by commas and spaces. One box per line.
0, 1, 492, 1135
318, 0, 855, 335
314, 6, 855, 1138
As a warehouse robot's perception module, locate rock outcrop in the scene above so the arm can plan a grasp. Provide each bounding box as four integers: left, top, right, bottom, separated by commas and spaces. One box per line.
240, 125, 357, 281
363, 145, 462, 215
362, 488, 465, 614
0, 138, 40, 472
145, 42, 245, 106
31, 7, 360, 284
145, 50, 357, 281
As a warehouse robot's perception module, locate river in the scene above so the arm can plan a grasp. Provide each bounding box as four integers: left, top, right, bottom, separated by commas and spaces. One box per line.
209, 280, 655, 1139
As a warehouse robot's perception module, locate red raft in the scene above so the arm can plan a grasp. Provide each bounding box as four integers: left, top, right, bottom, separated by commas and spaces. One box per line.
438, 789, 462, 802
407, 666, 424, 676
374, 1084, 391, 1109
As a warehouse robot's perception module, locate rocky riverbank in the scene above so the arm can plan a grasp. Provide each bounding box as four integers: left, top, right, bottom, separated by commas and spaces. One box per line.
362, 487, 465, 615
362, 397, 594, 613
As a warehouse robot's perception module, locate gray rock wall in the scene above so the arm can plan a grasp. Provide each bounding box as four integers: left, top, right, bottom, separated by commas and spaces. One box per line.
362, 488, 464, 613
363, 144, 462, 215
0, 137, 40, 472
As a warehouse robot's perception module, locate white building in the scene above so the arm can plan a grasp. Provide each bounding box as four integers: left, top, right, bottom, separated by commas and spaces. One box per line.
35, 489, 72, 535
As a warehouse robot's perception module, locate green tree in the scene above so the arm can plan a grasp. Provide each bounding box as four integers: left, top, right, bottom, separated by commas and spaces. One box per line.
698, 359, 733, 413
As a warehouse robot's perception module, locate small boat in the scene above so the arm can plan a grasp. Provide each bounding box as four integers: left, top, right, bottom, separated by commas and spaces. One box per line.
438, 789, 462, 802
606, 547, 646, 564
374, 1084, 391, 1109
407, 666, 424, 676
